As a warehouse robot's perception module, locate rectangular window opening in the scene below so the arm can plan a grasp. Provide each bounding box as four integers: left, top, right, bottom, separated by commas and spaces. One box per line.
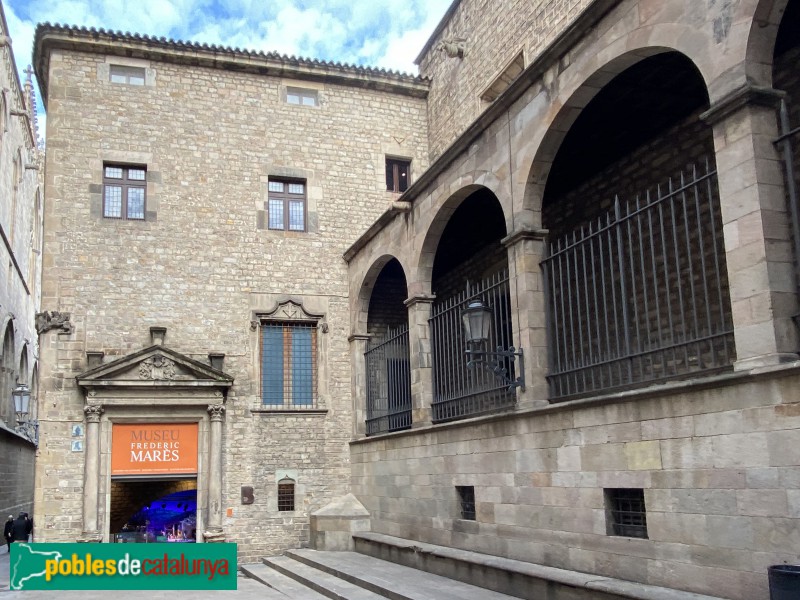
456, 486, 476, 521
110, 65, 146, 86
103, 164, 147, 220
267, 178, 307, 232
286, 87, 318, 107
386, 158, 411, 193
260, 322, 317, 408
606, 488, 648, 539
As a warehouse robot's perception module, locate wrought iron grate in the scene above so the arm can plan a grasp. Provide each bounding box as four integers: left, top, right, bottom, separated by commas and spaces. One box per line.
365, 324, 412, 435
429, 271, 516, 422
606, 488, 648, 539
541, 159, 735, 400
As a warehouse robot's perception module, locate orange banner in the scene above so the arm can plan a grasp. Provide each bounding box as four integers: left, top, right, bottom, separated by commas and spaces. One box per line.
111, 423, 198, 476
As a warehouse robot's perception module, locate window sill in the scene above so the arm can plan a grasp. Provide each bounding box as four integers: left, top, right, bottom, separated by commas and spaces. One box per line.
251, 408, 328, 415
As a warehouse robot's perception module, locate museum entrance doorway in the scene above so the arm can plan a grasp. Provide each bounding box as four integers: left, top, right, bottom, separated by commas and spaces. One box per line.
110, 478, 198, 543
109, 422, 200, 542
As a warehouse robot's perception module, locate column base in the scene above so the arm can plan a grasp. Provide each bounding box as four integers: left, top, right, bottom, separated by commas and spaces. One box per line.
78, 531, 102, 543
203, 529, 226, 543
733, 352, 800, 371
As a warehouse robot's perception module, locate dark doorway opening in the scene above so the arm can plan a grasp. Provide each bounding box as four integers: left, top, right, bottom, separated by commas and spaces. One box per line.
110, 478, 197, 543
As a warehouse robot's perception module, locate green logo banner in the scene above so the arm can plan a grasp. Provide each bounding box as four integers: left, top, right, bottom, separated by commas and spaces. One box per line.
10, 543, 238, 590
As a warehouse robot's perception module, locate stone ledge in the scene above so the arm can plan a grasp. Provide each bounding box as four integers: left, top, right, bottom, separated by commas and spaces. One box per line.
351, 360, 800, 445
353, 532, 726, 600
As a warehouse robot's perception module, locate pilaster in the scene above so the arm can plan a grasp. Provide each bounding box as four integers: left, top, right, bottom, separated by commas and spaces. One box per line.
702, 85, 800, 369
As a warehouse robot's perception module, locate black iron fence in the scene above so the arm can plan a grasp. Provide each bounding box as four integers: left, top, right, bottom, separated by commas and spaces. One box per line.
541, 159, 735, 400
429, 270, 516, 422
364, 324, 412, 435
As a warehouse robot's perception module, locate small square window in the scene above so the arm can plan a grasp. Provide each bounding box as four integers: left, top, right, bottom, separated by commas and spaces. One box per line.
267, 178, 307, 232
109, 65, 146, 86
278, 479, 295, 512
286, 87, 318, 107
103, 164, 146, 220
606, 488, 648, 539
456, 486, 476, 520
386, 158, 411, 193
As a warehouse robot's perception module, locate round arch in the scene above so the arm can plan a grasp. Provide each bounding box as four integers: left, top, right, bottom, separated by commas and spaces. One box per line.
417, 184, 509, 281
354, 254, 410, 337
744, 0, 792, 86
521, 48, 709, 218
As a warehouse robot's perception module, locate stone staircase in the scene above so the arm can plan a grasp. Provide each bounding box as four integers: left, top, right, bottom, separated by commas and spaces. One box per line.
241, 534, 727, 600
241, 548, 519, 600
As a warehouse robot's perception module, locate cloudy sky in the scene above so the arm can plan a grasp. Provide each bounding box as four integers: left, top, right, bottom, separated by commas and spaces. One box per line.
5, 0, 452, 141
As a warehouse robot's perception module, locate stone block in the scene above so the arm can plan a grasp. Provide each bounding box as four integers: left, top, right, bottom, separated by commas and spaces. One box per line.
624, 440, 662, 470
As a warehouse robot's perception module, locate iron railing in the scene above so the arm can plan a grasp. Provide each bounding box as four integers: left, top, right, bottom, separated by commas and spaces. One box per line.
430, 270, 516, 422
365, 324, 412, 435
542, 159, 735, 400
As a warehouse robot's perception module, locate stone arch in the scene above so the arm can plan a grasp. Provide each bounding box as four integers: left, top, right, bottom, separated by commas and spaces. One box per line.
1, 320, 16, 424
522, 47, 705, 218
745, 0, 792, 86
18, 343, 29, 385
417, 183, 508, 286
354, 255, 410, 337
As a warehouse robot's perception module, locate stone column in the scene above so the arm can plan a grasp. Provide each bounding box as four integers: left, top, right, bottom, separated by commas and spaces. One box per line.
405, 294, 435, 427
503, 227, 550, 407
80, 404, 103, 542
203, 403, 225, 543
348, 334, 370, 437
701, 85, 800, 369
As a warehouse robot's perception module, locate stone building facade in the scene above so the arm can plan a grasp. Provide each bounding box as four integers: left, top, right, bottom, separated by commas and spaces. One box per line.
32, 26, 427, 561
0, 0, 43, 520
31, 0, 800, 598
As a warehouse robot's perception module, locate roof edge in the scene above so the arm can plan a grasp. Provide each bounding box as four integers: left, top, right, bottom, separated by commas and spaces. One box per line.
33, 23, 430, 108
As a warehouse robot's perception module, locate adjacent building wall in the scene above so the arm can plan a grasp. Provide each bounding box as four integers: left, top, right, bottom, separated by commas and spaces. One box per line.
0, 0, 41, 523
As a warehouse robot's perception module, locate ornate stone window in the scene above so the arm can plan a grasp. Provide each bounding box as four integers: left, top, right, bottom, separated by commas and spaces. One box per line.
253, 300, 326, 410
103, 164, 146, 220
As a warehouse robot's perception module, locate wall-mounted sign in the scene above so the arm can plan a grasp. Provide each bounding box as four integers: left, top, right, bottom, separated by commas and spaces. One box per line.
111, 423, 198, 476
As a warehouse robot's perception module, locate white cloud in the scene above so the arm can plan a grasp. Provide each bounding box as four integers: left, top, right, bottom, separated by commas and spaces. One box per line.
4, 0, 454, 139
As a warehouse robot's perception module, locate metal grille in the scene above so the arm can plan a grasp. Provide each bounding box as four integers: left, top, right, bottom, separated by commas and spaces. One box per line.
365, 325, 412, 436
776, 99, 800, 299
277, 481, 295, 512
606, 488, 648, 539
429, 271, 516, 422
541, 159, 734, 400
260, 322, 317, 408
456, 486, 476, 521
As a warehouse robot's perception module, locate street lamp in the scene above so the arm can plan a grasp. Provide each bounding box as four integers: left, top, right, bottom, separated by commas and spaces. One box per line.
461, 299, 525, 391
12, 383, 38, 445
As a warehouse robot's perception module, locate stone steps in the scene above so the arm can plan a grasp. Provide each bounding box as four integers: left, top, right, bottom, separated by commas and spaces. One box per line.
241, 549, 520, 600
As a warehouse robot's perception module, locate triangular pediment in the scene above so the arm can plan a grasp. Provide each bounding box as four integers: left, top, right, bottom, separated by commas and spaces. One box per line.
76, 345, 233, 389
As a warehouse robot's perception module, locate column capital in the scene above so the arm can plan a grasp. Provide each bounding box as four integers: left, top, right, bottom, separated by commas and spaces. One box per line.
83, 405, 104, 422
347, 333, 371, 343
207, 404, 225, 421
404, 294, 436, 308
700, 84, 785, 126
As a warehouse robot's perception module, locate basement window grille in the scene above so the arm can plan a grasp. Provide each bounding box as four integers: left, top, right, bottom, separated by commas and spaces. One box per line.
606, 488, 648, 539
456, 486, 476, 521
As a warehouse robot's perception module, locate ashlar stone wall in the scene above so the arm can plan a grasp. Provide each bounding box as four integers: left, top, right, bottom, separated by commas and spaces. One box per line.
35, 40, 428, 562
